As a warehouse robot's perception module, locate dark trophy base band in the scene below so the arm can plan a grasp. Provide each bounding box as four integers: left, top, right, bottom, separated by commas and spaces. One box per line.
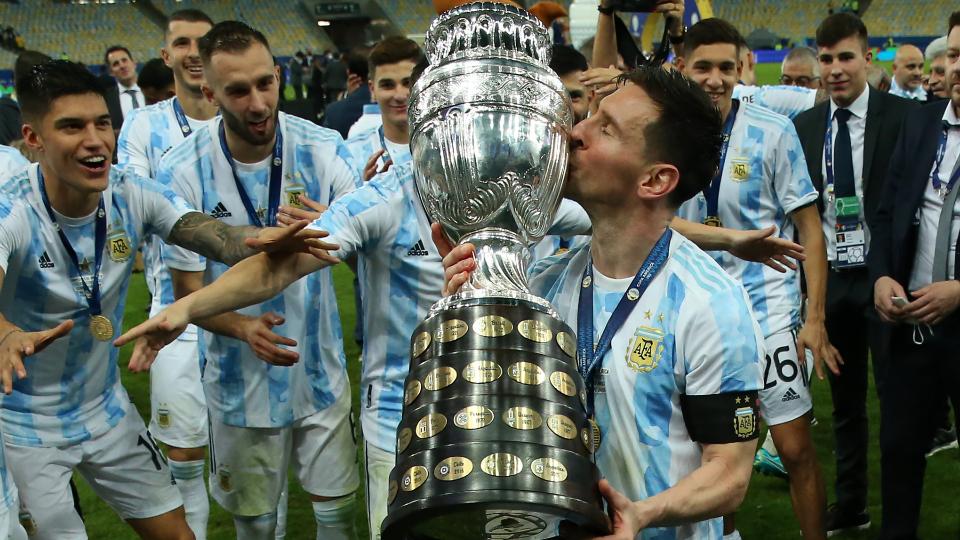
383, 298, 610, 539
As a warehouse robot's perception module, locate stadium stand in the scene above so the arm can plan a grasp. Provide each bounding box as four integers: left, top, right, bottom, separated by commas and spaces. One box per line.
862, 0, 951, 38
712, 0, 832, 45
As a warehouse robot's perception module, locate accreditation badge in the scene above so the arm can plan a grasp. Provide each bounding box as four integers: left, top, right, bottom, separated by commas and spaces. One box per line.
625, 326, 664, 373
107, 223, 132, 263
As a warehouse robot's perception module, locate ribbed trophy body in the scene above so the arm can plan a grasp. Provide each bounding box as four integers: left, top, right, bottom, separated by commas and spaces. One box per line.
382, 3, 608, 539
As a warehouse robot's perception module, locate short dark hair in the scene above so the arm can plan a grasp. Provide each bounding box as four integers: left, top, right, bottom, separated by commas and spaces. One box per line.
17, 60, 106, 122
618, 67, 722, 208
137, 58, 174, 91
104, 45, 133, 67
949, 11, 960, 35
166, 9, 214, 36
683, 18, 743, 58
13, 50, 51, 86
410, 57, 430, 87
345, 52, 369, 81
368, 36, 424, 78
549, 45, 588, 77
198, 21, 271, 64
815, 13, 868, 51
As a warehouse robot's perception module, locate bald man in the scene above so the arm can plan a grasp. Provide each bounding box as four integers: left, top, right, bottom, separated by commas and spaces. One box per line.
890, 44, 926, 100
781, 47, 822, 89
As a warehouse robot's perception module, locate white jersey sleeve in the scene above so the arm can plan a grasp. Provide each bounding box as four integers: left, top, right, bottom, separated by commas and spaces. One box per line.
547, 198, 591, 236
0, 194, 28, 273
733, 84, 818, 119
116, 107, 153, 178
769, 120, 819, 215
0, 146, 28, 184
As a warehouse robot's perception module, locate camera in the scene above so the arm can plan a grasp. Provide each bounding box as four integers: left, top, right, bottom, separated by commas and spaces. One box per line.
604, 0, 660, 12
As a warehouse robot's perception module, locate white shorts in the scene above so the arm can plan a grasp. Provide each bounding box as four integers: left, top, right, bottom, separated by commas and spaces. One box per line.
149, 337, 208, 448
209, 387, 359, 516
6, 409, 182, 538
364, 442, 394, 540
759, 329, 813, 426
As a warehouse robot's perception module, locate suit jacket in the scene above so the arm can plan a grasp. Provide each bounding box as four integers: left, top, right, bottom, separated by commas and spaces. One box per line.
794, 88, 917, 226
868, 100, 960, 293
323, 84, 371, 139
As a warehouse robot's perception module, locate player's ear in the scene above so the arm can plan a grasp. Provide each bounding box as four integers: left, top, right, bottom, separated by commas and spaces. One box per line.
638, 163, 679, 202
21, 123, 42, 152
200, 83, 217, 107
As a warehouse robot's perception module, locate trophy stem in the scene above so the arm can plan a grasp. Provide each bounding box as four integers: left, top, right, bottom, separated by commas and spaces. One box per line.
461, 228, 529, 295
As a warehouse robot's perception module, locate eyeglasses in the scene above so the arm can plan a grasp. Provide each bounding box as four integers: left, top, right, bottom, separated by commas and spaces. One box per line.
779, 75, 820, 86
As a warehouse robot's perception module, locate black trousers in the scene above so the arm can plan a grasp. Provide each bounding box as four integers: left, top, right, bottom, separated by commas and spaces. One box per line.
824, 268, 889, 513
880, 320, 960, 539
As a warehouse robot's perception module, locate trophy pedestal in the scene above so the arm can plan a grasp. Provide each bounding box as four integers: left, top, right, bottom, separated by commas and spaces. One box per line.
382, 300, 609, 540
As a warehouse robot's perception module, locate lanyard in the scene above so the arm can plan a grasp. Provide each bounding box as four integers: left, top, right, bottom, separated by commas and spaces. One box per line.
576, 229, 672, 416
37, 169, 107, 317
218, 120, 283, 228
704, 100, 739, 219
378, 126, 391, 165
930, 122, 960, 197
172, 97, 194, 137
823, 107, 837, 191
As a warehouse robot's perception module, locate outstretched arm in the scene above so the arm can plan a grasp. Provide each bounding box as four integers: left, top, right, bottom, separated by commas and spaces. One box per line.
670, 217, 806, 272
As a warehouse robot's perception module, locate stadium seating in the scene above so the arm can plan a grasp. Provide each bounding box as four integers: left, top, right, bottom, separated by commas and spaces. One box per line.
374, 0, 437, 38
713, 0, 829, 45
862, 0, 951, 38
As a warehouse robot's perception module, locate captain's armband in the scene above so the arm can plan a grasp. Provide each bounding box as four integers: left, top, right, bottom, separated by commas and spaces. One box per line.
680, 391, 760, 443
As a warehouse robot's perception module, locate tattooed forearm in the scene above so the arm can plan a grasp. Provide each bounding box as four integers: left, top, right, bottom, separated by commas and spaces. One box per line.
168, 212, 259, 266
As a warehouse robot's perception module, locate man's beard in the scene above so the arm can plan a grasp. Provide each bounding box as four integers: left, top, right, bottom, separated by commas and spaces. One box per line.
221, 106, 276, 147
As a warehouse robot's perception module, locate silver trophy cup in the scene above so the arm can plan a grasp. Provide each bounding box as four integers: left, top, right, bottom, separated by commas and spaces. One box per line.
381, 3, 609, 539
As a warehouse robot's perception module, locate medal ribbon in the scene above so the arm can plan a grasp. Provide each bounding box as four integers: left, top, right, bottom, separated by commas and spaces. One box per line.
172, 97, 194, 137
576, 229, 672, 416
378, 126, 391, 166
703, 100, 739, 222
929, 121, 960, 196
218, 119, 283, 228
37, 168, 107, 318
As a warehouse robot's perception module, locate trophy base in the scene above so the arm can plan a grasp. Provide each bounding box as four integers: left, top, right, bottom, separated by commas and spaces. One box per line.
381, 490, 610, 540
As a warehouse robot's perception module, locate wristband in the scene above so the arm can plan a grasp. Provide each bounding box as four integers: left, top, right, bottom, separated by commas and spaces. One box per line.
597, 5, 616, 15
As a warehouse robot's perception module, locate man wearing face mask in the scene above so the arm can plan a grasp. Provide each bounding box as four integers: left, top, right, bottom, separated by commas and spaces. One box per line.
870, 11, 960, 540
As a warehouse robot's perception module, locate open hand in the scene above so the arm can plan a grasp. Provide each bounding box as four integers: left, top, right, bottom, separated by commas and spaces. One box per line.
245, 220, 341, 265
127, 336, 160, 373
114, 307, 188, 351
728, 226, 806, 273
241, 312, 300, 366
277, 194, 327, 226
363, 149, 393, 182
0, 320, 74, 394
797, 320, 843, 379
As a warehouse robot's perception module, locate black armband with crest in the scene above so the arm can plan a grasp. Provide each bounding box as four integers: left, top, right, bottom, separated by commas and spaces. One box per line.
680, 391, 760, 443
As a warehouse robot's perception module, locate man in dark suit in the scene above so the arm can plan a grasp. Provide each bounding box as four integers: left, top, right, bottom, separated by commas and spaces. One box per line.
794, 13, 917, 536
323, 52, 370, 138
869, 11, 960, 540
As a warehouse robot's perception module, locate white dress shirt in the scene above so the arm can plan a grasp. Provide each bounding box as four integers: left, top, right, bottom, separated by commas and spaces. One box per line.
909, 104, 960, 290
890, 78, 927, 101
821, 85, 870, 262
118, 82, 141, 119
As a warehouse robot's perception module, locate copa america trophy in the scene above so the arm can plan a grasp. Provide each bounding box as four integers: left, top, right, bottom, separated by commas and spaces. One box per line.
381, 3, 609, 539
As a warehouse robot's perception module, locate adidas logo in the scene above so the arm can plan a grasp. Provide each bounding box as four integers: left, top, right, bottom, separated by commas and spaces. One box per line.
781, 388, 801, 402
210, 202, 232, 219
406, 239, 429, 257
38, 251, 54, 269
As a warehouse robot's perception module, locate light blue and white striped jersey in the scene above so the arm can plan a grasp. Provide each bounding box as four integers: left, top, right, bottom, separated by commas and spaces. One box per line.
0, 164, 192, 447
161, 113, 360, 428
116, 96, 213, 338
733, 84, 817, 119
0, 145, 28, 183
345, 124, 409, 180
676, 102, 818, 337
311, 158, 442, 451
530, 234, 764, 540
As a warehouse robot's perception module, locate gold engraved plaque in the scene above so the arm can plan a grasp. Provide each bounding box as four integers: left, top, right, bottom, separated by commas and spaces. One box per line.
547, 414, 577, 440
472, 315, 513, 338
518, 319, 552, 343
581, 419, 602, 452
453, 405, 494, 430
462, 360, 502, 384
507, 361, 545, 385
400, 465, 428, 492
504, 406, 543, 430
405, 380, 422, 405
387, 480, 398, 504
424, 366, 457, 391
434, 456, 473, 481
435, 319, 468, 343
556, 331, 576, 357
416, 413, 448, 439
397, 427, 413, 453
531, 457, 568, 482
549, 371, 577, 397
480, 453, 523, 477
411, 331, 431, 358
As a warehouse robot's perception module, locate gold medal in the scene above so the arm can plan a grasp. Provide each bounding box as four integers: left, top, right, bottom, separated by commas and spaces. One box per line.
703, 216, 723, 227
89, 315, 113, 341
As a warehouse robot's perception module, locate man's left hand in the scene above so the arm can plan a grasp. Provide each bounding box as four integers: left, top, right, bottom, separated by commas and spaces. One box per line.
906, 280, 960, 325
796, 320, 842, 380
245, 219, 340, 264
277, 194, 327, 226
728, 226, 806, 273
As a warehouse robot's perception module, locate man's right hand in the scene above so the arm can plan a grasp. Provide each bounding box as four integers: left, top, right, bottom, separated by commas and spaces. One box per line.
874, 276, 908, 323
0, 320, 73, 394
240, 312, 300, 366
114, 305, 189, 351
363, 149, 392, 182
432, 223, 477, 296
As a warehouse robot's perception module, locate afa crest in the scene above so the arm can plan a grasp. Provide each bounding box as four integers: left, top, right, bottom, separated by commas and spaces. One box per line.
284, 176, 306, 208
626, 326, 664, 373
107, 225, 132, 263
157, 407, 171, 428
731, 159, 750, 181
734, 406, 757, 439
218, 467, 233, 492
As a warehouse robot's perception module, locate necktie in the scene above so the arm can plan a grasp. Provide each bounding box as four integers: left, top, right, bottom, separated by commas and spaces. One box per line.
833, 108, 856, 198
124, 89, 140, 109
931, 124, 960, 282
